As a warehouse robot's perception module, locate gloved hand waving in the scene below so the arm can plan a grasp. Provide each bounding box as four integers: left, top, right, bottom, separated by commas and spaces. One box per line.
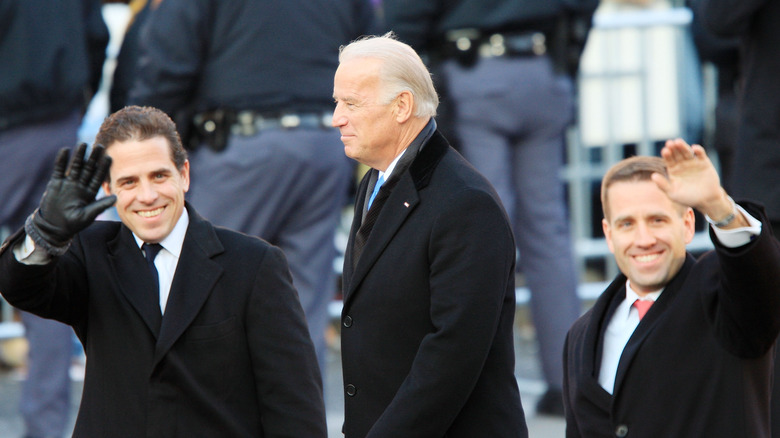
24, 143, 117, 255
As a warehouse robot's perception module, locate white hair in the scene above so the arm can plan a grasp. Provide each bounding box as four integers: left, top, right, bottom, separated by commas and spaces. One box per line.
339, 32, 439, 118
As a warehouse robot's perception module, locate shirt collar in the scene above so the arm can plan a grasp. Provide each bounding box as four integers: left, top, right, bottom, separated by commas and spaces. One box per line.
379, 149, 405, 182
614, 280, 662, 320
625, 280, 663, 303
378, 118, 437, 181
626, 280, 664, 305
133, 207, 190, 258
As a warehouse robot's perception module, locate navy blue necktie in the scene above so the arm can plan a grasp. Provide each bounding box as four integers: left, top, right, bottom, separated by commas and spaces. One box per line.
143, 243, 163, 295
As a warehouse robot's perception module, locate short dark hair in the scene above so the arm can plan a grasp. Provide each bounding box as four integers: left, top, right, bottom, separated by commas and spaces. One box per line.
95, 106, 188, 178
601, 156, 669, 220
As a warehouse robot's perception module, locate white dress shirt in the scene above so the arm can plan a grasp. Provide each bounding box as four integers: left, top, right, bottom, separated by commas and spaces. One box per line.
598, 286, 661, 394
133, 209, 189, 313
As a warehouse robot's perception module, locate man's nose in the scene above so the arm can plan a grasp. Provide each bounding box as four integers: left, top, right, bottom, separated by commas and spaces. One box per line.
137, 181, 159, 203
332, 104, 346, 128
634, 222, 656, 246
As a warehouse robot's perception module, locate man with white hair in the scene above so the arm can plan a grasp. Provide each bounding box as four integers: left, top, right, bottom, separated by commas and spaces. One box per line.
334, 33, 528, 438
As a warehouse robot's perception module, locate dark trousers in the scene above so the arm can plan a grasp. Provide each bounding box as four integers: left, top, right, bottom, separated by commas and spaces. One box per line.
442, 55, 581, 390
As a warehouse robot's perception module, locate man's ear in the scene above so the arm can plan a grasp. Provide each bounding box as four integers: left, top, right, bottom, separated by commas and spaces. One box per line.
180, 160, 190, 192
602, 218, 616, 254
394, 90, 415, 123
683, 207, 695, 244
102, 181, 112, 196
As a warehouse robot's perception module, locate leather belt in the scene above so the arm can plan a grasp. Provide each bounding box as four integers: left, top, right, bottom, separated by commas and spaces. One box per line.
231, 110, 333, 136
442, 29, 547, 67
194, 109, 333, 139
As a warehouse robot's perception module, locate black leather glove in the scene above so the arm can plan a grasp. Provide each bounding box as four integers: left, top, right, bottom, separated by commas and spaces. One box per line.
24, 143, 117, 255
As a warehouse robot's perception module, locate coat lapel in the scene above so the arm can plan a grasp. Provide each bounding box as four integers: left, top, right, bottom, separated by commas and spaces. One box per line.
576, 276, 626, 410
108, 227, 163, 337
346, 176, 419, 301
153, 207, 225, 365
343, 129, 449, 305
342, 172, 370, 294
613, 255, 695, 393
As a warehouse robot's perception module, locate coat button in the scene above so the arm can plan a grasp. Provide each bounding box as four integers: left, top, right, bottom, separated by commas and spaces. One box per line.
615, 424, 629, 437
345, 384, 357, 397
343, 315, 353, 328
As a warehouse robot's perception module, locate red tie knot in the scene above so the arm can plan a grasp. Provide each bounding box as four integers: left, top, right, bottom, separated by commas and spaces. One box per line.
633, 299, 654, 320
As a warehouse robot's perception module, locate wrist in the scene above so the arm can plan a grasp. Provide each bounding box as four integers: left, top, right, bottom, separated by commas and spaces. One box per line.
709, 195, 738, 228
25, 210, 71, 256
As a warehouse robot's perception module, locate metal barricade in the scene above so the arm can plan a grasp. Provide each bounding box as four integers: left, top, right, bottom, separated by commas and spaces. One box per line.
565, 5, 714, 284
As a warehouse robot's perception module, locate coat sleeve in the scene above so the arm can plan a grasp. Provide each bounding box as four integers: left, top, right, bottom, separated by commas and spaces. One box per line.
710, 202, 780, 357
366, 187, 517, 437
0, 229, 89, 328
245, 245, 328, 438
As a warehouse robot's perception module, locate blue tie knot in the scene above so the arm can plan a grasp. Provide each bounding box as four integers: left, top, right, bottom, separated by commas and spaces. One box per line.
367, 175, 385, 210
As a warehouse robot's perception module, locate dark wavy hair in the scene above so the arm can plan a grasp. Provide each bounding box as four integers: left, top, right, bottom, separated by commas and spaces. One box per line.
95, 106, 188, 179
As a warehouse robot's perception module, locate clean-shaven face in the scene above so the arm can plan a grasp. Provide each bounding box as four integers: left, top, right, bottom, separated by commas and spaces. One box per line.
602, 180, 695, 295
332, 57, 401, 170
102, 136, 189, 243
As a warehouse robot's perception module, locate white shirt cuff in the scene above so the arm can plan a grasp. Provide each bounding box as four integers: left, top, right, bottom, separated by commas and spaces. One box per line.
13, 234, 53, 265
707, 203, 762, 248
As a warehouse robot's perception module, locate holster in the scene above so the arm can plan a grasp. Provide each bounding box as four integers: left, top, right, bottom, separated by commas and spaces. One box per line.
191, 109, 235, 152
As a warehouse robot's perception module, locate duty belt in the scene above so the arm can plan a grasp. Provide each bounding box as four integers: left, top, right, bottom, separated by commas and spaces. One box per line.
194, 109, 333, 138
191, 109, 333, 152
442, 29, 547, 67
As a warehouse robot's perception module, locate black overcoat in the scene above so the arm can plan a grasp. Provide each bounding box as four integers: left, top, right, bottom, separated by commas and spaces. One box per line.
0, 205, 326, 437
341, 129, 528, 438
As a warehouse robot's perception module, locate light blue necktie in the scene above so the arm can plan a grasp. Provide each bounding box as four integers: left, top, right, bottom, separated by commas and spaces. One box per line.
367, 174, 385, 210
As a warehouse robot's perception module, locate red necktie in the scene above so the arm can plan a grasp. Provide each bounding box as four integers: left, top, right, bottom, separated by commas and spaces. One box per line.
633, 299, 654, 320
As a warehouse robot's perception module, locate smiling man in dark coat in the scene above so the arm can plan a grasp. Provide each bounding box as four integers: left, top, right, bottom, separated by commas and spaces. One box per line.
563, 139, 780, 437
0, 106, 326, 437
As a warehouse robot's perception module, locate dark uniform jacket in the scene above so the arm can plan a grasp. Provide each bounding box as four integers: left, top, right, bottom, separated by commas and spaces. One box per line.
0, 0, 107, 129
129, 0, 374, 116
383, 0, 598, 77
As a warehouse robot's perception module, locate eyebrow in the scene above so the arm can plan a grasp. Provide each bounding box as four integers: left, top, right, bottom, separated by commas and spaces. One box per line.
613, 211, 671, 223
114, 168, 172, 183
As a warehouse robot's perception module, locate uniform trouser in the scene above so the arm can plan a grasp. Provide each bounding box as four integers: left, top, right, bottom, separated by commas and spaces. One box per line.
20, 313, 74, 438
0, 111, 81, 231
0, 111, 80, 438
443, 55, 581, 390
188, 127, 353, 376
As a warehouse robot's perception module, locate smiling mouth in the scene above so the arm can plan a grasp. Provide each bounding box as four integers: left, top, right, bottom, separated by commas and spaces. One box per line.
137, 207, 164, 218
634, 253, 661, 263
